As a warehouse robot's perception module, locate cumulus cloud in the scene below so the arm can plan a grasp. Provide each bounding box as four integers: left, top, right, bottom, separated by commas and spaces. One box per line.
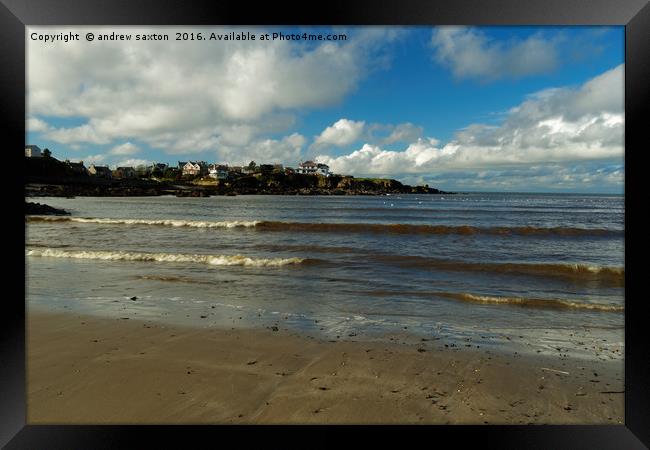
44, 124, 111, 145
431, 27, 559, 81
401, 164, 624, 193
109, 142, 141, 155
378, 122, 424, 145
27, 26, 401, 156
313, 119, 366, 148
82, 154, 106, 164
115, 158, 151, 168
318, 65, 624, 178
217, 132, 307, 166
312, 120, 424, 151
26, 117, 51, 132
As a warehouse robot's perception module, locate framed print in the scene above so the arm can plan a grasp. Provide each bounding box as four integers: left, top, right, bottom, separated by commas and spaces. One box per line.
3, 0, 649, 448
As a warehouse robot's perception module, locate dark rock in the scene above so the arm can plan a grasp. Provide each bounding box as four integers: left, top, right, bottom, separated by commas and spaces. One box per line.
26, 171, 452, 197
25, 202, 70, 216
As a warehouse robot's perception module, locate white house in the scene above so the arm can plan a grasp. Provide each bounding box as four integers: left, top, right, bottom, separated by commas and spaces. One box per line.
181, 161, 207, 176
208, 164, 229, 180
25, 145, 42, 157
87, 164, 113, 178
296, 160, 331, 177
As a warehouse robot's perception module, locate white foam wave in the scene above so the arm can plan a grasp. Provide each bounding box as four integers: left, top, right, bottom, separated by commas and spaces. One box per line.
450, 293, 623, 312
28, 216, 260, 229
26, 248, 305, 267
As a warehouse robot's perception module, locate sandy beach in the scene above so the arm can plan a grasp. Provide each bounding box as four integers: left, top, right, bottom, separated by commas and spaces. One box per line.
27, 310, 624, 425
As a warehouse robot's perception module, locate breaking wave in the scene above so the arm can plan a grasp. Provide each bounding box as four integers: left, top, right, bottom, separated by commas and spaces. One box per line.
27, 216, 621, 237
133, 275, 235, 285
253, 243, 361, 254
370, 254, 624, 286
434, 292, 624, 312
26, 248, 309, 267
362, 290, 623, 312
26, 216, 260, 228
254, 222, 621, 237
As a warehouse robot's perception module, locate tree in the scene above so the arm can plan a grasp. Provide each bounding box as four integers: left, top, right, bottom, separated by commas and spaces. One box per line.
135, 165, 149, 178
248, 161, 256, 171
43, 148, 51, 158
163, 167, 180, 180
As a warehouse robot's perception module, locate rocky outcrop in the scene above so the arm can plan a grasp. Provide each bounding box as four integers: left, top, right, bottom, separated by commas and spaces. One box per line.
25, 173, 451, 198
175, 189, 212, 197
25, 202, 70, 215
25, 183, 164, 197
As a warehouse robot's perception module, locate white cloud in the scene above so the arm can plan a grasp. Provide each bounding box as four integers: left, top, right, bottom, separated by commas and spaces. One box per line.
82, 154, 106, 164
26, 117, 51, 132
380, 123, 424, 145
312, 120, 423, 150
318, 65, 624, 177
115, 158, 150, 168
406, 164, 624, 193
431, 27, 558, 81
27, 26, 401, 154
218, 132, 306, 166
44, 123, 111, 145
313, 119, 366, 148
109, 142, 140, 155
143, 115, 297, 155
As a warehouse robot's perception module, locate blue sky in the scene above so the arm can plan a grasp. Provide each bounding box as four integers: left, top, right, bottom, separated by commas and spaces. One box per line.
27, 26, 624, 193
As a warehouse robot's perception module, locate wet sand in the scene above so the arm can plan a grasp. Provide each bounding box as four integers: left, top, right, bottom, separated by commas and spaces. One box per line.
27, 311, 624, 424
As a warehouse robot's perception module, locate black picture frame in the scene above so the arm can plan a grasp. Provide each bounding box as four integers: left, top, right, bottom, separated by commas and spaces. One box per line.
4, 0, 648, 448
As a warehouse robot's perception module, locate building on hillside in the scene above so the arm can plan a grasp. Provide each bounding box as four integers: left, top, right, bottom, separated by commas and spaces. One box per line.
208, 164, 229, 180
259, 164, 274, 174
87, 164, 112, 179
296, 160, 331, 177
181, 161, 208, 176
65, 160, 87, 175
113, 166, 136, 179
149, 163, 168, 173
25, 145, 42, 157
315, 163, 331, 177
227, 166, 243, 180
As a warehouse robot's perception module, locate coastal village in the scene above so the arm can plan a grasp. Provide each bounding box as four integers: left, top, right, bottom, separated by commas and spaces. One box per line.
25, 144, 332, 181
25, 144, 446, 201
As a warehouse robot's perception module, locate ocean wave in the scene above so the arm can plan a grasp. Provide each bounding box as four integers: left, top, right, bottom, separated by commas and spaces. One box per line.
26, 216, 620, 237
26, 248, 308, 267
134, 275, 236, 285
370, 254, 624, 286
253, 243, 361, 254
434, 292, 623, 312
25, 242, 70, 248
362, 290, 623, 312
26, 216, 260, 228
255, 221, 620, 237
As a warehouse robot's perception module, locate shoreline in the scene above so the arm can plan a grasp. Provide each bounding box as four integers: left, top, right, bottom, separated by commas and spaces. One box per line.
25, 178, 452, 198
27, 310, 624, 424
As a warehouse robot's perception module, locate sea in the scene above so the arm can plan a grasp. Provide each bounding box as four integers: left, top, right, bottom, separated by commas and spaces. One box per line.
25, 193, 625, 362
